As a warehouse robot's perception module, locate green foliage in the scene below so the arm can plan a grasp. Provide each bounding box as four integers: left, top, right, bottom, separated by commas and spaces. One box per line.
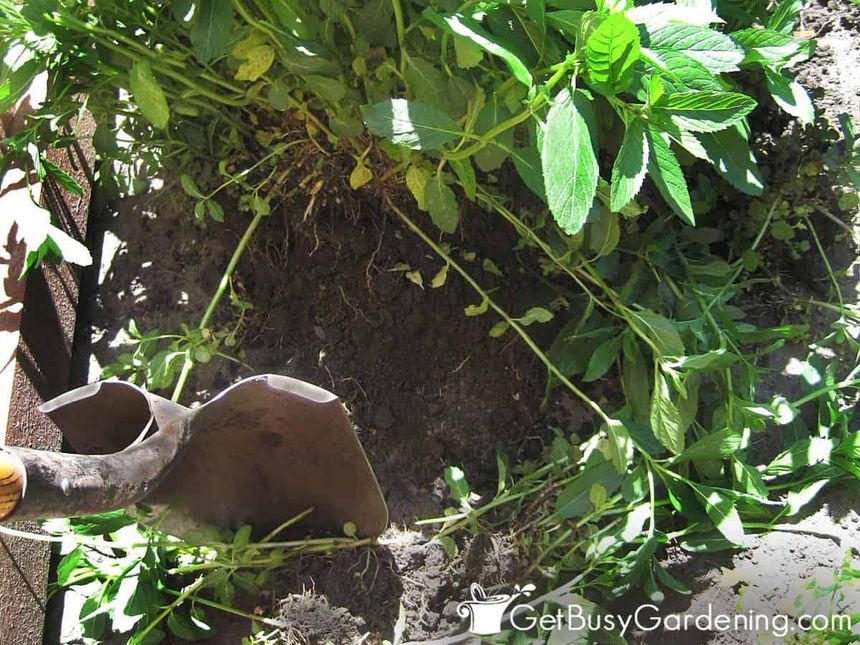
3, 0, 855, 639
44, 508, 368, 643
0, 0, 816, 265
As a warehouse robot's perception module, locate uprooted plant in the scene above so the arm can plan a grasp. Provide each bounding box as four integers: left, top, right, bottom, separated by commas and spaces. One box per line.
2, 0, 859, 641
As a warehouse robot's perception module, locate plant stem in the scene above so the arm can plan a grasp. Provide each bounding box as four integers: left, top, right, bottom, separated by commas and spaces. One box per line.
445, 58, 574, 162
392, 0, 408, 81
162, 587, 288, 628
136, 576, 206, 641
171, 210, 266, 402
385, 196, 613, 425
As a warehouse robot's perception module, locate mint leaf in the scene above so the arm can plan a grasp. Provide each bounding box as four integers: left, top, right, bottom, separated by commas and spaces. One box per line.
765, 68, 814, 125
362, 99, 463, 150
586, 13, 641, 95
423, 9, 533, 87
610, 117, 649, 212
652, 91, 756, 133
696, 125, 764, 196
651, 370, 684, 455
694, 485, 744, 544
190, 0, 233, 64
425, 171, 459, 233
731, 27, 803, 65
542, 87, 599, 235
647, 24, 745, 73
128, 60, 169, 129
767, 0, 803, 34
646, 126, 694, 225
645, 49, 723, 92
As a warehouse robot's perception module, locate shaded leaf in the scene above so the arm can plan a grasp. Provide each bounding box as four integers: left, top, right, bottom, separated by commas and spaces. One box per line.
129, 60, 169, 129
610, 117, 649, 211
423, 9, 533, 87
646, 126, 695, 225
362, 99, 462, 150
191, 0, 233, 64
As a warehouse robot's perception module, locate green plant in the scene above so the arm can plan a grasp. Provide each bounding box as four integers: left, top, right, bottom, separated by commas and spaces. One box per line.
10, 507, 371, 644
2, 0, 858, 641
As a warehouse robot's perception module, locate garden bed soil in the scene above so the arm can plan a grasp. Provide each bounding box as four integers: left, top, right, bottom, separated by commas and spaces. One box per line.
61, 0, 860, 643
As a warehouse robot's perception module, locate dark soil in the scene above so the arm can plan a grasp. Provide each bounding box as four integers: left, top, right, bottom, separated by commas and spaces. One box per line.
70, 183, 586, 642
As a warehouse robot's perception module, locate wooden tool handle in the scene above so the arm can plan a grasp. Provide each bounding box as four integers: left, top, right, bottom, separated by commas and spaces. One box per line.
0, 450, 25, 521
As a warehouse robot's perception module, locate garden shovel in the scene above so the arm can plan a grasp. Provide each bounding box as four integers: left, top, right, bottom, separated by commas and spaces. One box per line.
0, 375, 388, 538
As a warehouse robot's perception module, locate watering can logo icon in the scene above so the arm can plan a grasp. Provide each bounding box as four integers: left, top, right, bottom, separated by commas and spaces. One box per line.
456, 582, 536, 635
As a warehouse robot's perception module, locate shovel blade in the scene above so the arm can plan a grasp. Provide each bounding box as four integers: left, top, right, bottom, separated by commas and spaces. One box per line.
39, 375, 388, 538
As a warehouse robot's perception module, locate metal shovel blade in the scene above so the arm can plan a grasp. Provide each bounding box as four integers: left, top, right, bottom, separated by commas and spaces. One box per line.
0, 375, 388, 538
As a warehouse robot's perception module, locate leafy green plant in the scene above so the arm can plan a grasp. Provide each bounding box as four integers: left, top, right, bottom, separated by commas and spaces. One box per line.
34, 507, 371, 644
3, 0, 858, 642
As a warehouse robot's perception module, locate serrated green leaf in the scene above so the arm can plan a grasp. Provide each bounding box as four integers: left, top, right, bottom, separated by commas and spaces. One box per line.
168, 610, 215, 640
732, 459, 769, 498
450, 158, 476, 201
647, 24, 745, 73
206, 199, 224, 222
425, 171, 459, 233
646, 126, 694, 225
651, 370, 684, 454
180, 174, 204, 199
305, 75, 347, 103
785, 480, 828, 517
674, 428, 742, 463
653, 91, 756, 133
405, 55, 451, 110
765, 68, 813, 125
423, 9, 533, 87
128, 61, 169, 130
610, 117, 649, 211
696, 125, 764, 195
349, 161, 373, 189
465, 297, 489, 316
766, 437, 839, 476
767, 0, 803, 34
547, 10, 583, 43
542, 88, 599, 235
362, 99, 462, 150
43, 159, 83, 196
473, 94, 514, 171
190, 0, 233, 64
556, 459, 624, 518
353, 0, 393, 39
0, 59, 39, 114
583, 334, 622, 382
731, 27, 803, 65
588, 207, 620, 257
270, 0, 315, 39
694, 485, 744, 544
513, 120, 546, 202
632, 308, 685, 356
405, 165, 430, 209
519, 307, 554, 325
644, 49, 724, 92
586, 13, 640, 95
